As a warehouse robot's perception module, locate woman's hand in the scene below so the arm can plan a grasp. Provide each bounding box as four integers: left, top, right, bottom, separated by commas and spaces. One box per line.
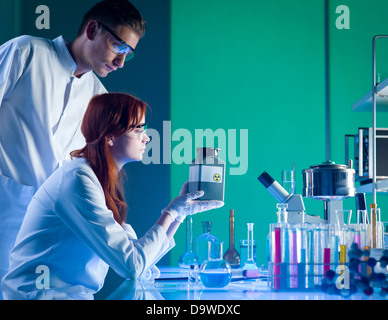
161, 182, 224, 221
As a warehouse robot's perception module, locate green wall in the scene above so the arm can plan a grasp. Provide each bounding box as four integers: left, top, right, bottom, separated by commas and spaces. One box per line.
170, 0, 388, 267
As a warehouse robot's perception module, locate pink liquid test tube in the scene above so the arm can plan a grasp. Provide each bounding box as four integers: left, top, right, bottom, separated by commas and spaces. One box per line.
324, 248, 331, 275
274, 227, 281, 290
354, 231, 361, 249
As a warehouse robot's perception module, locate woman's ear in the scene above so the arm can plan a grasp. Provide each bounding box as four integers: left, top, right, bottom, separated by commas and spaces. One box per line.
106, 136, 114, 147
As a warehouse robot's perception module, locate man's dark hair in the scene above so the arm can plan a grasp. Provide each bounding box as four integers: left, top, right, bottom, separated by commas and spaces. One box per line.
78, 0, 146, 38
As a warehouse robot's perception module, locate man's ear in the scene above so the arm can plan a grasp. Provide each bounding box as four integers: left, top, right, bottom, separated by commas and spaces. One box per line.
85, 20, 99, 40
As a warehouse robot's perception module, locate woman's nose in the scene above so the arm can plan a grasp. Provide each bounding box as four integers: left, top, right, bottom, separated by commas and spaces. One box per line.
143, 133, 150, 144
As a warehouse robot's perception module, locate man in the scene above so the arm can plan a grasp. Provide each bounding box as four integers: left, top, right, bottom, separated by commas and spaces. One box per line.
0, 0, 145, 297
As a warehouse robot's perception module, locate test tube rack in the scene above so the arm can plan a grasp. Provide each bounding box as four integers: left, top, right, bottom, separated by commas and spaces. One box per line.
267, 222, 386, 291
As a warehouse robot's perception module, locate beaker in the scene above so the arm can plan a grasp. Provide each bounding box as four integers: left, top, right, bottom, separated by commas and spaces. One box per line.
357, 209, 369, 224
199, 241, 232, 288
281, 169, 295, 195
335, 209, 353, 227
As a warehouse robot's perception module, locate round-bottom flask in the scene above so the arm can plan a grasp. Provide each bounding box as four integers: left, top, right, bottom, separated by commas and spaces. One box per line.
199, 241, 232, 288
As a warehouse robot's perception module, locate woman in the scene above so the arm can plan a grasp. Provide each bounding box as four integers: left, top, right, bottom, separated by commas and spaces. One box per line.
1, 93, 223, 300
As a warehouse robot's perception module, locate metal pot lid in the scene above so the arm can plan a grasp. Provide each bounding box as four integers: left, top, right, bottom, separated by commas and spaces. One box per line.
307, 160, 349, 170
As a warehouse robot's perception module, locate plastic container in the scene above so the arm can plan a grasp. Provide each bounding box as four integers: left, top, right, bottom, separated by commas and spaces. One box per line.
189, 147, 225, 201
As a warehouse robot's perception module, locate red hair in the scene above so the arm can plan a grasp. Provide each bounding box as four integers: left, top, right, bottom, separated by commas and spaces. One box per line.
71, 93, 147, 225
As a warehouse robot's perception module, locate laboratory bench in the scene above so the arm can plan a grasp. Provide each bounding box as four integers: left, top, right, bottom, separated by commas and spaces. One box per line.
105, 267, 386, 301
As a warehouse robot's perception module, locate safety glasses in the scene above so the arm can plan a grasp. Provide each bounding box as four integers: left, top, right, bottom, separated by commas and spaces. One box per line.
98, 22, 136, 62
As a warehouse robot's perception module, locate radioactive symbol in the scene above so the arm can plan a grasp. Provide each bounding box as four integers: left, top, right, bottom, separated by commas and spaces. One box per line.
213, 173, 221, 182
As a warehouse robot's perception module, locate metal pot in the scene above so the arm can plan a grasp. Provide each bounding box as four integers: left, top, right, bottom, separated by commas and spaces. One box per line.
302, 161, 355, 201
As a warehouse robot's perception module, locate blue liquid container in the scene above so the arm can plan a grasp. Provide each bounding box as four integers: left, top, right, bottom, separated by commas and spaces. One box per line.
199, 241, 232, 288
199, 271, 231, 288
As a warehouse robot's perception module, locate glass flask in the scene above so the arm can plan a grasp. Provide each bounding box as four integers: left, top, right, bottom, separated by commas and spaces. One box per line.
199, 241, 232, 288
195, 221, 218, 265
223, 209, 240, 268
240, 239, 256, 267
242, 223, 259, 272
179, 216, 198, 268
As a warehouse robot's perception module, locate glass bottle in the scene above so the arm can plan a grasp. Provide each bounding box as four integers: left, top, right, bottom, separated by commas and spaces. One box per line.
223, 209, 240, 268
199, 241, 232, 288
188, 264, 199, 286
189, 147, 225, 201
195, 221, 218, 265
242, 223, 259, 273
276, 203, 288, 224
179, 216, 198, 268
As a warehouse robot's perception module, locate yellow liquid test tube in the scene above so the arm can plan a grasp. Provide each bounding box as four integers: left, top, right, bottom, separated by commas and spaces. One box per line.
340, 245, 346, 264
363, 246, 371, 276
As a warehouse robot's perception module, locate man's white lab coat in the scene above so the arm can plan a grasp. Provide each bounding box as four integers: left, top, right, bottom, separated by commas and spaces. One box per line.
0, 35, 107, 288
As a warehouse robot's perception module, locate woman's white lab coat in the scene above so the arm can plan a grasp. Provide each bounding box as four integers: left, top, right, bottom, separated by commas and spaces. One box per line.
1, 158, 173, 300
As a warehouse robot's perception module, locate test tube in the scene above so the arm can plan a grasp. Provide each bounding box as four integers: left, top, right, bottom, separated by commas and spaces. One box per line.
351, 222, 361, 248
370, 204, 378, 248
324, 248, 331, 276
340, 245, 346, 264
273, 225, 281, 290
314, 226, 323, 283
377, 221, 384, 249
289, 226, 298, 288
354, 229, 361, 249
361, 246, 371, 277
320, 225, 330, 277
357, 209, 369, 224
306, 228, 314, 288
376, 208, 384, 249
281, 224, 289, 264
331, 234, 339, 264
328, 224, 339, 266
296, 223, 307, 289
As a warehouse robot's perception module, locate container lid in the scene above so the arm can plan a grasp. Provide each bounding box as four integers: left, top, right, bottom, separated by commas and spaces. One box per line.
309, 160, 348, 170
196, 147, 220, 158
